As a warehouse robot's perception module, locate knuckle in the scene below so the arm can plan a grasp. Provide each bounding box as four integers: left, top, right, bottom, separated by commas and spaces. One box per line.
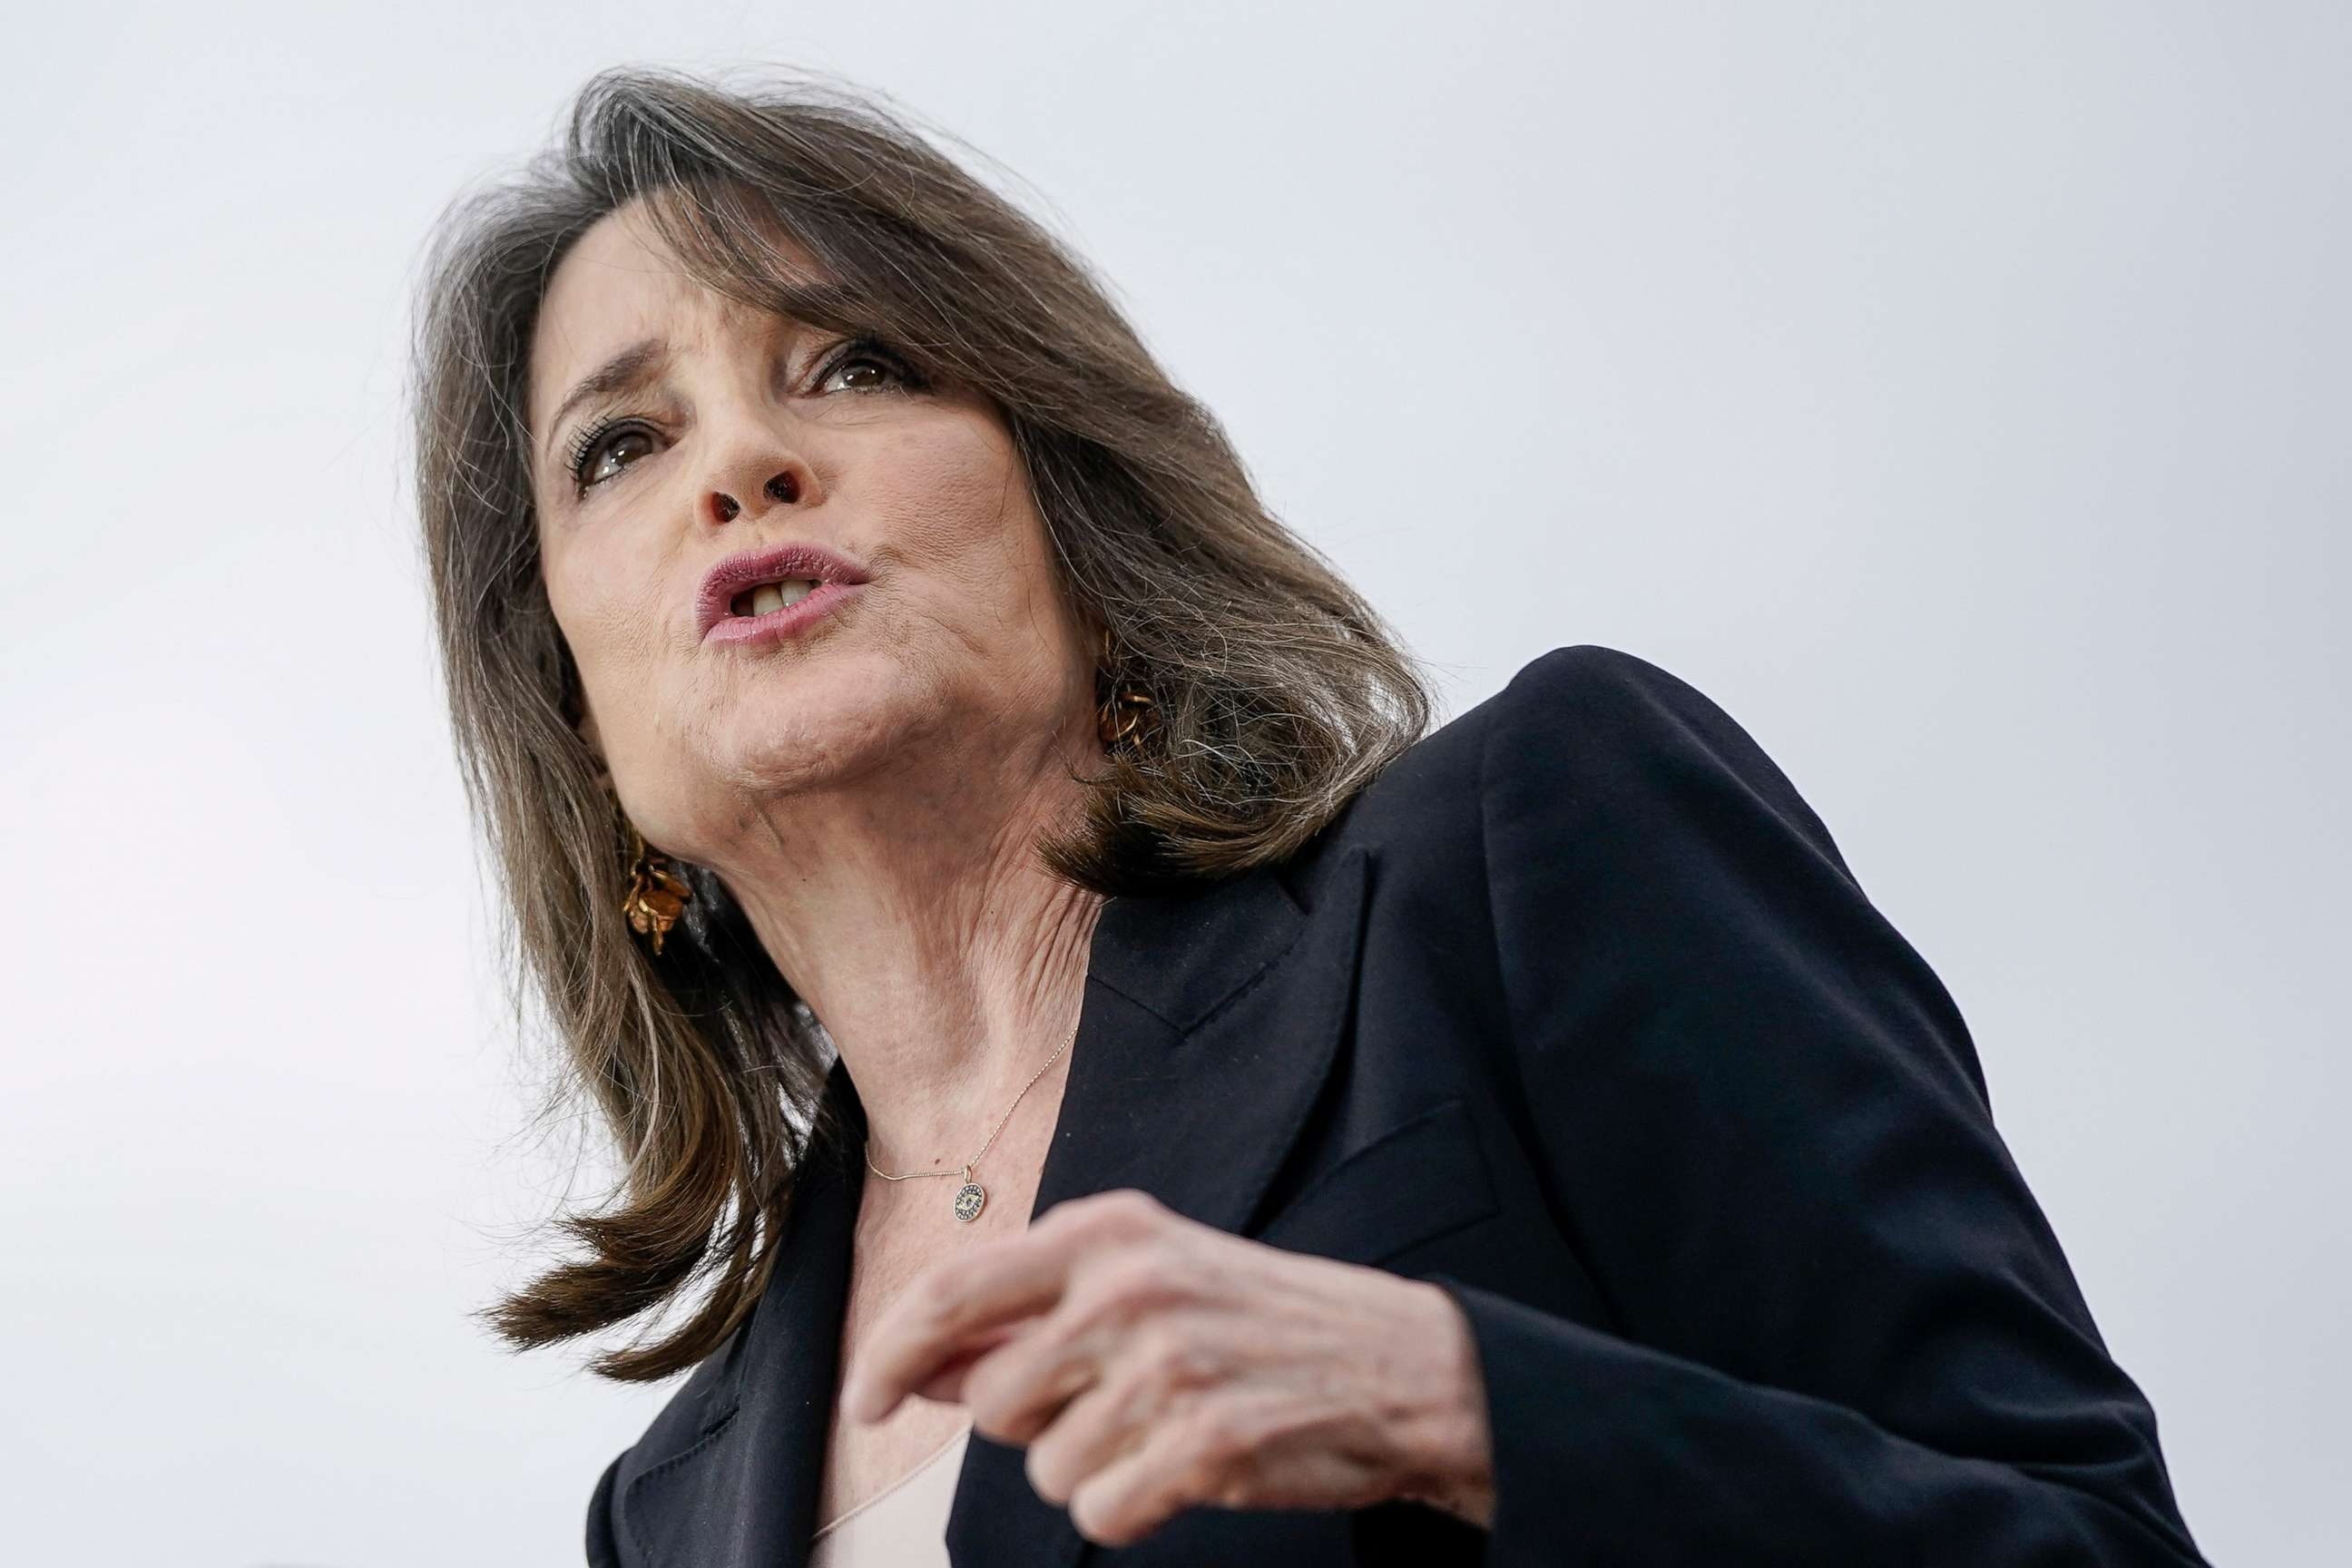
1024, 1437, 1070, 1504
1089, 1187, 1169, 1233
1178, 1425, 1238, 1498
1083, 1246, 1183, 1315
1103, 1187, 1168, 1222
1038, 1188, 1160, 1245
1133, 1322, 1184, 1374
1132, 1323, 1210, 1389
911, 1265, 965, 1324
959, 1356, 1014, 1429
1185, 1401, 1251, 1467
1125, 1327, 1187, 1396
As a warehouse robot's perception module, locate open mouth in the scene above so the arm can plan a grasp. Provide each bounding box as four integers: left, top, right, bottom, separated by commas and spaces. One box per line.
705, 576, 858, 645
696, 543, 872, 641
728, 579, 819, 619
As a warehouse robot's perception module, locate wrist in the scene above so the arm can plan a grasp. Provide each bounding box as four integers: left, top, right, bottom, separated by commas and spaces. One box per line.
1394, 1279, 1496, 1528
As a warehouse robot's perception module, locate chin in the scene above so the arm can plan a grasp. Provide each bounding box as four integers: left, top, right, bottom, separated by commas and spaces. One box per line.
705, 656, 934, 793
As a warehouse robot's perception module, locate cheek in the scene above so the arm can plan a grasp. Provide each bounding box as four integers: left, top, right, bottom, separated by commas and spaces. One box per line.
865, 421, 1057, 621
544, 533, 676, 705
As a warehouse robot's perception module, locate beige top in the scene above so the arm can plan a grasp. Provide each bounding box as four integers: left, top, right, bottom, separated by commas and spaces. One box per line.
808, 1421, 974, 1568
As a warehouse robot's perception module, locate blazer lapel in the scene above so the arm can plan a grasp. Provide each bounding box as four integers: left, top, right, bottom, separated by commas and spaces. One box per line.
615, 1098, 864, 1568
619, 847, 1374, 1568
946, 846, 1373, 1568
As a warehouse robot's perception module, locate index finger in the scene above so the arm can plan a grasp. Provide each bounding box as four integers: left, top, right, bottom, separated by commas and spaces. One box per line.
840, 1213, 1086, 1423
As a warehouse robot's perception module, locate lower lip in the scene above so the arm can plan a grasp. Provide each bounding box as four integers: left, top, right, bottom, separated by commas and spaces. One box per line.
703, 581, 866, 648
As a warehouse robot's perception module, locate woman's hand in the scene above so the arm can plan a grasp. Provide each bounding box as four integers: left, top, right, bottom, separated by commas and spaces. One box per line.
838, 1188, 1496, 1547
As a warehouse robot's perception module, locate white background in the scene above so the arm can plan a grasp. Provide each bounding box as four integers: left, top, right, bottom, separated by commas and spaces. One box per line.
4, 4, 2343, 1563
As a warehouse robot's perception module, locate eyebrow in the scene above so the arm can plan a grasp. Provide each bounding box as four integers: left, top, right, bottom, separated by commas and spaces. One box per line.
539, 336, 673, 472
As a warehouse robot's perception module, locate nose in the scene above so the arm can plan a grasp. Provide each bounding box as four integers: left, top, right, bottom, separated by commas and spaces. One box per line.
701, 407, 820, 525
708, 465, 806, 525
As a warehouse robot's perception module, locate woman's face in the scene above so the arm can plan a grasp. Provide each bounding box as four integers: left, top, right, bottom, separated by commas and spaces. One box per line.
526, 199, 1093, 866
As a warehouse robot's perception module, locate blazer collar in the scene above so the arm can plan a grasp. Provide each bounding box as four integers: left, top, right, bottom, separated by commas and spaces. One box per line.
617, 847, 1373, 1568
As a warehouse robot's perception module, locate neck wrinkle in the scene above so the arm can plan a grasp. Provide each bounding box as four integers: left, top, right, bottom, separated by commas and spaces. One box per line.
717, 707, 1107, 1176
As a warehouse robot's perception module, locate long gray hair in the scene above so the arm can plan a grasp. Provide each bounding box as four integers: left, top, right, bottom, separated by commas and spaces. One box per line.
407, 63, 1432, 1381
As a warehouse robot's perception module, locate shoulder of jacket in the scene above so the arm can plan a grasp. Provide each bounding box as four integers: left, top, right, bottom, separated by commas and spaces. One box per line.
1309, 643, 1666, 809
1484, 641, 1802, 796
1481, 642, 1857, 887
1295, 643, 1678, 875
1493, 642, 1723, 740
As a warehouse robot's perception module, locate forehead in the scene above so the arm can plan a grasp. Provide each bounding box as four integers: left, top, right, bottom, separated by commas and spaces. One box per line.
527, 201, 816, 433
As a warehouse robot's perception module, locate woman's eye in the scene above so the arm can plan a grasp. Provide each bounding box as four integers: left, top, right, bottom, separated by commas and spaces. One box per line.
564, 342, 919, 495
815, 340, 924, 396
823, 358, 896, 392
574, 425, 656, 489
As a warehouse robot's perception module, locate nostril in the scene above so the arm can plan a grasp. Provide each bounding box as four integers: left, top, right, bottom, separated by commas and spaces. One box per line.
713, 493, 740, 523
764, 471, 798, 505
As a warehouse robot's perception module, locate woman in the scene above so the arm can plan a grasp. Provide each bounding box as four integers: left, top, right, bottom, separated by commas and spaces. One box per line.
409, 64, 2207, 1568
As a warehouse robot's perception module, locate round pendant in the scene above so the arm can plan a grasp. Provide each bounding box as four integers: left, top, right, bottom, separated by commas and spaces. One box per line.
953, 1181, 986, 1222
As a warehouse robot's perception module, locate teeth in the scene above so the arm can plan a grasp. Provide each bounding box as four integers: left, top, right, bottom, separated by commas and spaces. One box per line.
731, 579, 818, 617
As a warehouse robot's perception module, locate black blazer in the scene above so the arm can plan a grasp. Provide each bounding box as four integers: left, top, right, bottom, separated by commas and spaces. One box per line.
583, 644, 2206, 1567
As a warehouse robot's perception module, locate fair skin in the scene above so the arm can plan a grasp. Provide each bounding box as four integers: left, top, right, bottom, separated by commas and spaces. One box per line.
528, 196, 1494, 1544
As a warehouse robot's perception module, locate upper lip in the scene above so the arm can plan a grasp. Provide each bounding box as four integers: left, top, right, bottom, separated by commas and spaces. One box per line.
695, 542, 872, 636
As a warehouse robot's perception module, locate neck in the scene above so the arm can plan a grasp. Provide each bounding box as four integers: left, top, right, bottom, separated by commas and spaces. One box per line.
712, 715, 1106, 1178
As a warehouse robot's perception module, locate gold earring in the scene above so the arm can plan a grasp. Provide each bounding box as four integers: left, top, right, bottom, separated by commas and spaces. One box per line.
622, 821, 693, 955
1095, 626, 1157, 752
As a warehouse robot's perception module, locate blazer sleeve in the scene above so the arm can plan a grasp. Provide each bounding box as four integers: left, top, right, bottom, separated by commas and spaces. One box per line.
1422, 644, 2205, 1566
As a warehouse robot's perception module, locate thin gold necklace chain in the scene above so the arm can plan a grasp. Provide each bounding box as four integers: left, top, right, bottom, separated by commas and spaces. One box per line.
861, 1010, 1082, 1190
